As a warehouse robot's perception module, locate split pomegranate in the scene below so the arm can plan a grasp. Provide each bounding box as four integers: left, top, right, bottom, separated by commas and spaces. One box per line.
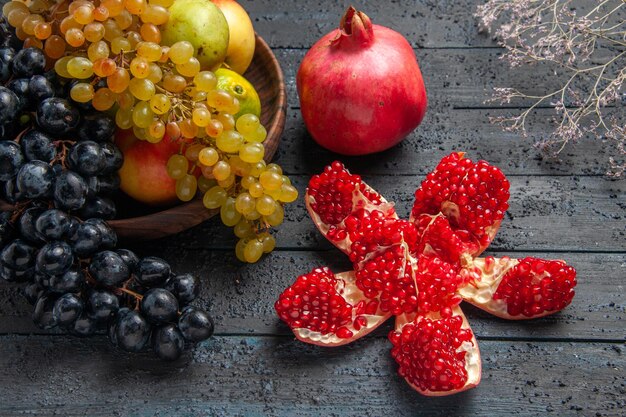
275, 154, 577, 396
296, 7, 427, 155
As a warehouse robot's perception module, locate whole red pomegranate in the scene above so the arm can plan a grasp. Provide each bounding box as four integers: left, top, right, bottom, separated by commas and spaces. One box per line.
297, 7, 427, 155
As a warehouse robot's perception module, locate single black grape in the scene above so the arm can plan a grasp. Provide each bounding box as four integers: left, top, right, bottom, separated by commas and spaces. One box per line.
2, 178, 19, 203
0, 47, 15, 83
53, 170, 88, 210
7, 77, 32, 112
23, 282, 44, 305
21, 129, 56, 162
84, 218, 117, 249
36, 97, 80, 136
96, 174, 120, 195
115, 309, 151, 353
88, 290, 119, 322
19, 207, 45, 244
47, 268, 84, 294
35, 241, 74, 277
16, 160, 54, 199
32, 293, 59, 329
52, 293, 83, 327
108, 307, 131, 347
85, 176, 99, 197
77, 113, 116, 143
28, 75, 55, 102
88, 250, 130, 286
152, 324, 185, 361
68, 141, 105, 176
136, 257, 171, 287
0, 239, 37, 271
165, 273, 200, 306
140, 288, 179, 325
100, 142, 123, 174
116, 249, 139, 272
68, 222, 101, 257
0, 86, 20, 124
72, 314, 98, 336
0, 140, 24, 181
78, 197, 116, 220
178, 306, 214, 342
35, 209, 71, 241
12, 48, 46, 78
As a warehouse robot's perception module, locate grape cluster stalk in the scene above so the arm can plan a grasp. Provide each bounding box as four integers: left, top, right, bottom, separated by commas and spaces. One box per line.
0, 12, 214, 360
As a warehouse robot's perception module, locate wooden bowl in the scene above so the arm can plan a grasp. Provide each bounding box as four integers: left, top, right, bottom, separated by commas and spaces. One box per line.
109, 34, 286, 240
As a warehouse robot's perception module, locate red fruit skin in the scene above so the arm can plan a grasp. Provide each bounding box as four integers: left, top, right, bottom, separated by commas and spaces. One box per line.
297, 14, 427, 155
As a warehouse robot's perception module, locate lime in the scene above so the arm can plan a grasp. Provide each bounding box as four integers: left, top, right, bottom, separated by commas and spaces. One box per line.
215, 67, 261, 119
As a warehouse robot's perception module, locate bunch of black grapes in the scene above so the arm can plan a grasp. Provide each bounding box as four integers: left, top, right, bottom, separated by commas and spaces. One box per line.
0, 43, 214, 361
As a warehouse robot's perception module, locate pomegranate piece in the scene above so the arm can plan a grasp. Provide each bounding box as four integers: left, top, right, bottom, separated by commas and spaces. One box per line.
275, 267, 391, 346
459, 256, 577, 319
414, 255, 468, 314
410, 152, 510, 257
390, 307, 481, 396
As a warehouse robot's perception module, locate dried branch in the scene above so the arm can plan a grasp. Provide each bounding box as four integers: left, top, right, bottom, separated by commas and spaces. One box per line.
476, 0, 625, 176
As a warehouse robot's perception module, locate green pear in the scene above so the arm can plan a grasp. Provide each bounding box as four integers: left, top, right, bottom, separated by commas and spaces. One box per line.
161, 0, 230, 71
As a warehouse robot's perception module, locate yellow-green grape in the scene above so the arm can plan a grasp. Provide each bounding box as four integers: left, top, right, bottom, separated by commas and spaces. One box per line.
198, 147, 219, 166
87, 40, 110, 61
244, 209, 261, 220
162, 73, 187, 93
235, 192, 256, 214
66, 57, 94, 79
146, 63, 163, 84
247, 124, 267, 143
168, 41, 194, 65
176, 174, 197, 202
259, 171, 283, 191
205, 119, 223, 138
140, 4, 169, 25
149, 93, 170, 115
244, 239, 264, 263
130, 57, 150, 78
279, 184, 299, 203
192, 107, 211, 127
117, 89, 135, 110
126, 31, 143, 49
167, 154, 189, 179
236, 113, 260, 136
198, 176, 216, 193
193, 71, 217, 92
115, 107, 133, 129
92, 88, 117, 111
235, 238, 248, 262
207, 90, 235, 112
103, 19, 124, 41
128, 78, 155, 101
266, 163, 283, 175
239, 142, 265, 163
281, 175, 291, 185
217, 173, 235, 189
256, 194, 277, 216
220, 197, 241, 227
176, 56, 200, 77
114, 9, 134, 29
133, 126, 147, 140
110, 36, 131, 54
265, 187, 282, 201
215, 113, 235, 131
183, 144, 202, 162
259, 232, 276, 253
203, 186, 228, 209
70, 83, 94, 103
54, 56, 72, 78
234, 219, 255, 239
248, 182, 264, 198
84, 22, 105, 42
228, 156, 251, 176
179, 118, 198, 138
241, 175, 256, 189
249, 160, 266, 177
136, 41, 162, 61
216, 130, 244, 153
147, 120, 165, 143
264, 204, 284, 226
224, 97, 240, 116
132, 101, 154, 129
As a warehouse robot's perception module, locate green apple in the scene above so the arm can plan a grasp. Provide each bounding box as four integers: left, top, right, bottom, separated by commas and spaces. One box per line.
162, 0, 230, 71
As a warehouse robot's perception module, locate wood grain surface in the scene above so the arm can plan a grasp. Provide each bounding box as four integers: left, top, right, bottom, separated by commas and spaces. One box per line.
0, 1, 624, 416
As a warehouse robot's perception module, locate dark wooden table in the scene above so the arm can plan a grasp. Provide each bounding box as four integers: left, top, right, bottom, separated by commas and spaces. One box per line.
1, 1, 625, 416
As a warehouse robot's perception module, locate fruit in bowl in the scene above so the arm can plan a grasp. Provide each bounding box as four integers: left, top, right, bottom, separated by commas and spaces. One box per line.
211, 0, 256, 74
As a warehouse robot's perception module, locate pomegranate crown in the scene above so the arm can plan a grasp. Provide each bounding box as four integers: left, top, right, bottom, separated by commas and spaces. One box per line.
332, 6, 374, 46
